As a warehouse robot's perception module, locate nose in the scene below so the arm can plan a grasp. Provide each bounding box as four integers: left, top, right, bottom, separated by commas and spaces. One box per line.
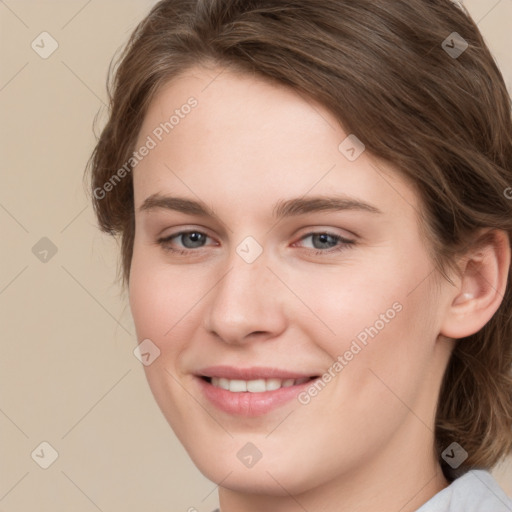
202, 247, 288, 345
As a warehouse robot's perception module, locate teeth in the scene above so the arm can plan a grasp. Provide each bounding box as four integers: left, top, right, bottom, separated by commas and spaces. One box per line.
229, 379, 247, 392
266, 378, 282, 391
209, 377, 311, 392
247, 379, 266, 392
218, 378, 230, 390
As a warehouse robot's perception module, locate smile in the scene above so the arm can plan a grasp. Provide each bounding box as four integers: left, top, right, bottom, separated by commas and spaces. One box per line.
195, 367, 320, 416
207, 376, 314, 392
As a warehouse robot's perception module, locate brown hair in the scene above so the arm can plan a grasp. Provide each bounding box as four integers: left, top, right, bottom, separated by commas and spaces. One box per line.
85, 0, 512, 480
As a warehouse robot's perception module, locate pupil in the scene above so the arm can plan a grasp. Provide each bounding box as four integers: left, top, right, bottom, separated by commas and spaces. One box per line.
183, 232, 204, 248
314, 233, 336, 249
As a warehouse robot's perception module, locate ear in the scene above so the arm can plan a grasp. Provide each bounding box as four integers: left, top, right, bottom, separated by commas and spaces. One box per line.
440, 229, 511, 339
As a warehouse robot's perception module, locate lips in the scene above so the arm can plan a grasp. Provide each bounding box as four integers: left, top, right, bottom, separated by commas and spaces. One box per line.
196, 365, 318, 380
195, 366, 320, 416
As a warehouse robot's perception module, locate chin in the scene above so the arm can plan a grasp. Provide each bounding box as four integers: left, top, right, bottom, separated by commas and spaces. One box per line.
184, 442, 317, 496
201, 463, 306, 496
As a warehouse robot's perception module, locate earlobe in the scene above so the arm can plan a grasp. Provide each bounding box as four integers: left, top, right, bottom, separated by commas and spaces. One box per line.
440, 229, 511, 340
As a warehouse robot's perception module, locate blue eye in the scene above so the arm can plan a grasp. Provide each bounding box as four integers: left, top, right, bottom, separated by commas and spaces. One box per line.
295, 232, 355, 254
157, 230, 355, 255
175, 231, 208, 249
158, 231, 212, 254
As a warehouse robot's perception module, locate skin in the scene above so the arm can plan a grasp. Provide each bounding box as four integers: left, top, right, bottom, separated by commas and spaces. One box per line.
128, 64, 510, 512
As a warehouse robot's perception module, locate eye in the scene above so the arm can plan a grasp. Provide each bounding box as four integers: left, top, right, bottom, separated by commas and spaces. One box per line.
294, 232, 355, 254
157, 230, 214, 254
156, 229, 355, 256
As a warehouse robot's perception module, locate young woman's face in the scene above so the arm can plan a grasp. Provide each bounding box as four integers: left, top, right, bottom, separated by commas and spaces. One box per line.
129, 65, 454, 495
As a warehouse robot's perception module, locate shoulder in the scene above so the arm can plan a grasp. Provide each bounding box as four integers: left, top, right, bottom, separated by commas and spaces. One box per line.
415, 469, 512, 512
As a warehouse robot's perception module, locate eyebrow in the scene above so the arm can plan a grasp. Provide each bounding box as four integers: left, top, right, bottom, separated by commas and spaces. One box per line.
138, 193, 382, 219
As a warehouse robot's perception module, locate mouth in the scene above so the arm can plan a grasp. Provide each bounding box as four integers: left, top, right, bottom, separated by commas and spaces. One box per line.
199, 375, 317, 392
195, 367, 321, 416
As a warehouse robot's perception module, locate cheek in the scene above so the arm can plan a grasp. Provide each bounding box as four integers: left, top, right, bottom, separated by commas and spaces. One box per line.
128, 246, 201, 342
129, 261, 169, 343
128, 251, 198, 424
305, 248, 438, 384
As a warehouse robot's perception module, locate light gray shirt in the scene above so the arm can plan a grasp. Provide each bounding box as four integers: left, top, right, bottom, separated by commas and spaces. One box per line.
211, 469, 512, 511
416, 469, 512, 511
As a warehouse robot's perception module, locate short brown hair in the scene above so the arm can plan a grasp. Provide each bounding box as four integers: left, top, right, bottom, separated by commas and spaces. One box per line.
85, 0, 512, 480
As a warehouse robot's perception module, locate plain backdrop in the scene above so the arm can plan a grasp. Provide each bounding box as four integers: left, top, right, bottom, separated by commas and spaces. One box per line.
1, 1, 511, 510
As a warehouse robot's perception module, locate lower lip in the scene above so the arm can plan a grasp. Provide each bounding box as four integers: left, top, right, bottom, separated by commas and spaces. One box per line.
196, 377, 317, 417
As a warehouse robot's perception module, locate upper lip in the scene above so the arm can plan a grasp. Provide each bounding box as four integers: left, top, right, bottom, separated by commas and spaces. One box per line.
196, 366, 319, 380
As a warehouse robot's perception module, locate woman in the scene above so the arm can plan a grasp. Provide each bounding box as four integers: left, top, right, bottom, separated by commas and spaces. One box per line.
86, 1, 512, 510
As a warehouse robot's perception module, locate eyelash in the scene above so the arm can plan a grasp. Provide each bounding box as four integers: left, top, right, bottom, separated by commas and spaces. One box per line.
156, 230, 355, 256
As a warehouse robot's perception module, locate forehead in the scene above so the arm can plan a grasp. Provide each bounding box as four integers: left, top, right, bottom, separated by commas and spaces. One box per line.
136, 64, 338, 165
133, 65, 419, 223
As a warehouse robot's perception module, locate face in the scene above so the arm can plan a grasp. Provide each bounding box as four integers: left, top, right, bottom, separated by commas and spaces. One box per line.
129, 64, 454, 495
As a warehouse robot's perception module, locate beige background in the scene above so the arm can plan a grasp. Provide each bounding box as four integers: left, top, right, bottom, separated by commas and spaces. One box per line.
1, 1, 511, 510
